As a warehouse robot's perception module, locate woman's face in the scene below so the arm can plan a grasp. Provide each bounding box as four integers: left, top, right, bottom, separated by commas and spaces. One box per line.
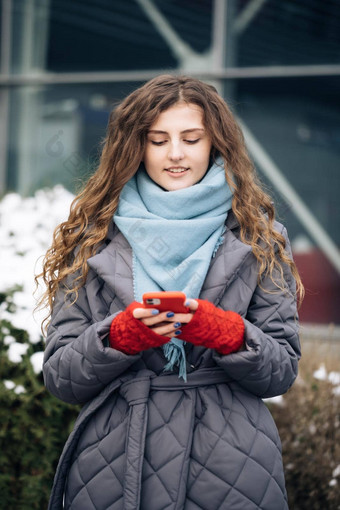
143, 102, 212, 191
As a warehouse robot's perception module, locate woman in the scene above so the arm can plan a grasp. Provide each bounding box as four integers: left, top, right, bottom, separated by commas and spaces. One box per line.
39, 75, 303, 509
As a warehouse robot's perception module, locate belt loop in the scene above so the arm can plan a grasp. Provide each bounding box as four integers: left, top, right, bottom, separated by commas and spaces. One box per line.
120, 372, 153, 510
120, 374, 151, 405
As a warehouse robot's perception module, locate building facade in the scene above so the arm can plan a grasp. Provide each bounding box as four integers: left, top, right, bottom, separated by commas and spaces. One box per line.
0, 0, 339, 322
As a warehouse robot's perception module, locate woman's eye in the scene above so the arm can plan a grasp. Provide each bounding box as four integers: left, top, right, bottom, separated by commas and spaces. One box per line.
150, 140, 166, 146
185, 139, 200, 144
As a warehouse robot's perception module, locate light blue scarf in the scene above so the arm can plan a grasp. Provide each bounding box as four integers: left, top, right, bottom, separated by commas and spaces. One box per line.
114, 158, 233, 380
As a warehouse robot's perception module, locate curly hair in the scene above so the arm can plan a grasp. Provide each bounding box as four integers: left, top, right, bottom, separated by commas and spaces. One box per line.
36, 74, 304, 332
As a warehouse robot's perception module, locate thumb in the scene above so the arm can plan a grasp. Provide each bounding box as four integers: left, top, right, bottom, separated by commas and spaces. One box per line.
185, 298, 199, 312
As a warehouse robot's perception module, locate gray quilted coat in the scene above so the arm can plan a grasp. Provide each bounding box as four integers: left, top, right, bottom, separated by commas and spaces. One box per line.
43, 211, 300, 510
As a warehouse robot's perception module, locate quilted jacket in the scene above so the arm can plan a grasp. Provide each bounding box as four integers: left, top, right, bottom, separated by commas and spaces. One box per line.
43, 211, 300, 510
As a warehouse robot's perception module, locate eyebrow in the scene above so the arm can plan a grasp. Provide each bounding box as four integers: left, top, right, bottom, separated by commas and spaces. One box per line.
147, 128, 205, 135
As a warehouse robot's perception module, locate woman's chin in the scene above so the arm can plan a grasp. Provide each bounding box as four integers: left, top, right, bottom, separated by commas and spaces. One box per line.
158, 176, 197, 192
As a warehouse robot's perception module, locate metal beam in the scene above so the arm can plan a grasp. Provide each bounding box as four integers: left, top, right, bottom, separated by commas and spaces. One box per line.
234, 0, 268, 35
238, 118, 340, 274
211, 0, 228, 72
135, 0, 197, 66
0, 0, 12, 195
1, 64, 340, 87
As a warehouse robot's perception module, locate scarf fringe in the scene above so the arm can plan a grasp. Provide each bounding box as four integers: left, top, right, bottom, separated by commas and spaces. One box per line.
212, 225, 226, 258
163, 339, 187, 382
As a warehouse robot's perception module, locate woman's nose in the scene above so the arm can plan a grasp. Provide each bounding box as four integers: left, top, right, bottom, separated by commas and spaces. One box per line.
168, 142, 184, 161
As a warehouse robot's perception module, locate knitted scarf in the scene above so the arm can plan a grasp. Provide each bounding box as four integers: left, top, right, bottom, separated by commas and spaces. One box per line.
114, 159, 233, 380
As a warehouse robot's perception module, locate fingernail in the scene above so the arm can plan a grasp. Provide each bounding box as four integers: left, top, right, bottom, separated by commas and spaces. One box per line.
174, 322, 181, 328
175, 330, 182, 335
185, 300, 190, 306
151, 309, 160, 315
166, 312, 175, 318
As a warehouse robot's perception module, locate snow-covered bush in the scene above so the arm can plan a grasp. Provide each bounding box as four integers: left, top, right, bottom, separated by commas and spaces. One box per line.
0, 185, 75, 344
0, 187, 79, 509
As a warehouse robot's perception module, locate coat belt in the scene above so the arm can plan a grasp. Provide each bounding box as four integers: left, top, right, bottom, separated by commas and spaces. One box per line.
119, 367, 232, 510
48, 368, 232, 510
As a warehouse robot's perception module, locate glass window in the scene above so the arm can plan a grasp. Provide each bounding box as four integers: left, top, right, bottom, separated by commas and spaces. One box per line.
236, 75, 340, 244
47, 0, 177, 71
236, 0, 340, 66
6, 81, 145, 194
3, 0, 340, 324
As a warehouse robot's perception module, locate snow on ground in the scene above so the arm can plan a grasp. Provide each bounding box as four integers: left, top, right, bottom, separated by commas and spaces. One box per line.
30, 351, 45, 374
0, 186, 74, 372
329, 465, 340, 487
8, 342, 29, 362
4, 380, 26, 394
264, 364, 340, 405
313, 363, 340, 396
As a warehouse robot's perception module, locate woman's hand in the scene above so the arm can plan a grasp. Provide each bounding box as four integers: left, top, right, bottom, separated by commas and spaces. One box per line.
179, 299, 245, 354
132, 298, 198, 338
110, 298, 244, 355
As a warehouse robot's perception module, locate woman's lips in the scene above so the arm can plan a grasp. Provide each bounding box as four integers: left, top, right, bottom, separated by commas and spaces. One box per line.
164, 167, 189, 177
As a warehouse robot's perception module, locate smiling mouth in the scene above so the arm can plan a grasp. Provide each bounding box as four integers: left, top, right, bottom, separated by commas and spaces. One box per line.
165, 167, 189, 174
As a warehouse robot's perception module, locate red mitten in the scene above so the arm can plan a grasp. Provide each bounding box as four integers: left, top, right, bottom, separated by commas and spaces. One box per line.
180, 299, 244, 355
109, 302, 168, 354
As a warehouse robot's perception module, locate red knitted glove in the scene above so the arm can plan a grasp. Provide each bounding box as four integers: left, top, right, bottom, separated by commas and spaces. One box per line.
109, 302, 168, 355
180, 299, 244, 355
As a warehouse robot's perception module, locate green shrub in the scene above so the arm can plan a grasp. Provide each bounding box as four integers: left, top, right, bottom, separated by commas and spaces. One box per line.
0, 289, 79, 510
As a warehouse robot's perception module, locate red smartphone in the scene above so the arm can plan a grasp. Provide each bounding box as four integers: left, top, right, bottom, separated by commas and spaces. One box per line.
142, 291, 189, 313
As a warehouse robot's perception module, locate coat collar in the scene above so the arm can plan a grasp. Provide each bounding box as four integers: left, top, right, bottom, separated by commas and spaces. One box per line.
87, 226, 134, 308
199, 212, 253, 303
87, 212, 253, 308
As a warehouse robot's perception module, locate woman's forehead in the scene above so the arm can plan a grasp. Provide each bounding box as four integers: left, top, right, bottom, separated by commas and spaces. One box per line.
149, 103, 205, 131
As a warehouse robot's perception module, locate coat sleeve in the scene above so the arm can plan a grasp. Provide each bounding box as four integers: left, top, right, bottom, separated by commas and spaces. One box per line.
43, 273, 140, 405
213, 227, 301, 398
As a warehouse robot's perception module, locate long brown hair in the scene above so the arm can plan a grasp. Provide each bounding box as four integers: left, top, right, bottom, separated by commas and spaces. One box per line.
36, 74, 303, 332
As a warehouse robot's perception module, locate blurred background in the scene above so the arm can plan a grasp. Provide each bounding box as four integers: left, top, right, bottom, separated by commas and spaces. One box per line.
1, 2, 340, 508
0, 0, 339, 324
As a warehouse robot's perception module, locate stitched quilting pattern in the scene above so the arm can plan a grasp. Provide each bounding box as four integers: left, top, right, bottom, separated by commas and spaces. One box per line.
65, 394, 128, 510
45, 220, 297, 510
